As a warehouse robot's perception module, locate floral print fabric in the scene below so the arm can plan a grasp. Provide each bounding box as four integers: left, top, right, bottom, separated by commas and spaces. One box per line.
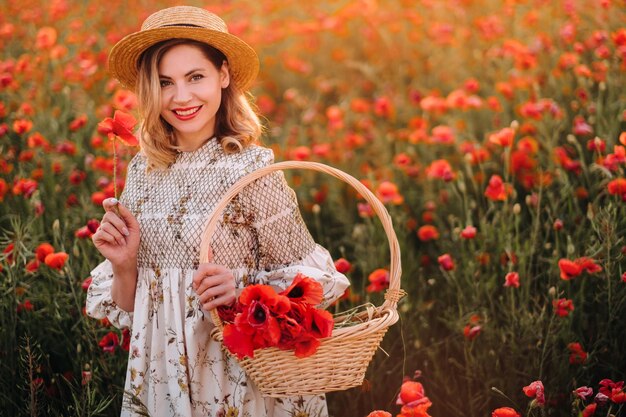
86, 139, 350, 417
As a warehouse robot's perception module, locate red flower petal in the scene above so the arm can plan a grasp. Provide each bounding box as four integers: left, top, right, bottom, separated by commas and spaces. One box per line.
223, 324, 256, 359
113, 110, 137, 131
280, 274, 323, 306
294, 334, 321, 358
303, 307, 334, 338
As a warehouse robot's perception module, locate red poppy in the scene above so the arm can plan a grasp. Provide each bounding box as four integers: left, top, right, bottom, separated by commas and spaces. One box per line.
25, 259, 40, 273
293, 334, 321, 358
576, 257, 602, 274
491, 407, 521, 417
554, 147, 582, 174
17, 300, 34, 313
239, 284, 288, 313
553, 219, 564, 230
397, 381, 430, 406
366, 411, 391, 417
334, 258, 351, 274
460, 225, 477, 239
430, 125, 454, 144
302, 307, 334, 339
97, 110, 138, 147
425, 159, 455, 182
398, 401, 432, 417
280, 274, 323, 306
582, 403, 597, 417
0, 179, 8, 202
376, 181, 404, 205
612, 389, 626, 403
112, 89, 138, 111
366, 268, 390, 292
523, 380, 546, 406
463, 325, 481, 340
484, 175, 512, 201
504, 272, 520, 288
91, 191, 109, 206
573, 116, 593, 136
558, 259, 583, 280
607, 178, 626, 200
437, 254, 455, 271
489, 127, 515, 147
3, 243, 14, 264
121, 329, 130, 352
12, 119, 33, 134
98, 331, 119, 354
574, 386, 593, 401
222, 324, 255, 359
217, 303, 238, 323
81, 371, 92, 386
12, 178, 38, 198
417, 225, 439, 241
235, 301, 281, 343
81, 277, 92, 292
68, 169, 87, 185
276, 315, 303, 350
374, 96, 394, 119
553, 298, 574, 317
35, 27, 57, 49
567, 342, 587, 365
44, 252, 68, 270
510, 149, 536, 176
291, 146, 311, 161
559, 257, 602, 280
599, 379, 626, 403
69, 114, 87, 131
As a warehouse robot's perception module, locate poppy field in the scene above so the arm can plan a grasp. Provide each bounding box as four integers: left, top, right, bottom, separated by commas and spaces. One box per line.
1, 0, 626, 416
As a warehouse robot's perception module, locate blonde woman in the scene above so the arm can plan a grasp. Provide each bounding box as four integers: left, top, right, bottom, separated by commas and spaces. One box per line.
87, 6, 349, 417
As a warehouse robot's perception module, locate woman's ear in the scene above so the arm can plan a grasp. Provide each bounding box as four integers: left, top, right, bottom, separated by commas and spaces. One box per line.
220, 61, 230, 89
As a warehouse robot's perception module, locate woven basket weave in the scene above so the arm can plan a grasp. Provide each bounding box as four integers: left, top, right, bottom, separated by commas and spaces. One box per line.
199, 161, 403, 398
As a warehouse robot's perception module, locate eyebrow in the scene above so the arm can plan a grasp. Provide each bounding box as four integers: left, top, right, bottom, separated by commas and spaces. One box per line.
159, 68, 206, 79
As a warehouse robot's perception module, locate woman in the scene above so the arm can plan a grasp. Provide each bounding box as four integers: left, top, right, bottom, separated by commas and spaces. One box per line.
86, 6, 349, 417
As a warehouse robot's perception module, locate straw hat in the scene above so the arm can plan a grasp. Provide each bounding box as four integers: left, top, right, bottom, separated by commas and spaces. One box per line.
108, 6, 259, 91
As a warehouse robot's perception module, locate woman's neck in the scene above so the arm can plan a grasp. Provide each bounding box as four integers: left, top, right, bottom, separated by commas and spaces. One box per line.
175, 131, 214, 152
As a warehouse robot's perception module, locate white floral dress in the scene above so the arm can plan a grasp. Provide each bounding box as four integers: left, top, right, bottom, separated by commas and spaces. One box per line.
86, 139, 350, 417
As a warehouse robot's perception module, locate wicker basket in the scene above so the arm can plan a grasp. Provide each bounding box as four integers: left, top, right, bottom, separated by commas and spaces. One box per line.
199, 161, 403, 398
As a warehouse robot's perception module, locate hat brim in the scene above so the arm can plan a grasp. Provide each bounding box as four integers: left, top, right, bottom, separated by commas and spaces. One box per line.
108, 26, 259, 91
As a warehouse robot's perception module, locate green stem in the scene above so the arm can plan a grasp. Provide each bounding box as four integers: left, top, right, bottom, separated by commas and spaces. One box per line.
113, 139, 118, 200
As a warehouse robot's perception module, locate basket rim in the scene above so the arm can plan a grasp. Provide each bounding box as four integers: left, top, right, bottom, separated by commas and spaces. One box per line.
199, 160, 403, 331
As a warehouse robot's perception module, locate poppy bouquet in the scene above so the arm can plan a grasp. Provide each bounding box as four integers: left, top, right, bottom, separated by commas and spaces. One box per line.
218, 273, 334, 359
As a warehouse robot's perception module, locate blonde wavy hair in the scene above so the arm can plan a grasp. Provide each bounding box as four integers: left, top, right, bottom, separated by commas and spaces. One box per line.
136, 38, 262, 169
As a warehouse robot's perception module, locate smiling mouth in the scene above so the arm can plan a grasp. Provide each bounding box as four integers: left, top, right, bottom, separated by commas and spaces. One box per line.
172, 106, 201, 117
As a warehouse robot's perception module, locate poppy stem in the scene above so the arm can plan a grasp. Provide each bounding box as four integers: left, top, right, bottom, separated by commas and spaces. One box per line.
113, 138, 118, 199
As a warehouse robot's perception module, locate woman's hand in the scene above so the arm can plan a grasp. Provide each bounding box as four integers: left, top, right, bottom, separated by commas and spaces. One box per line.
92, 197, 140, 269
192, 261, 236, 311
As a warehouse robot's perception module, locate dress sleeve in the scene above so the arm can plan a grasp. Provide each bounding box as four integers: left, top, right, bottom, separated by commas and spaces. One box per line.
85, 153, 142, 329
238, 149, 350, 308
86, 259, 133, 329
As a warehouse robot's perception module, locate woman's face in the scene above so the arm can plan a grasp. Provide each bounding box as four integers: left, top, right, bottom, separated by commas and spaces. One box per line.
158, 43, 230, 149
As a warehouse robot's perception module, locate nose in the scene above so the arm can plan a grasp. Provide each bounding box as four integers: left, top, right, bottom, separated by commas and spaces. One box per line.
173, 83, 192, 105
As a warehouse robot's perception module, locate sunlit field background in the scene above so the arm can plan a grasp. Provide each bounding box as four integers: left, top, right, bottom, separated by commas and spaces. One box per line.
1, 0, 626, 416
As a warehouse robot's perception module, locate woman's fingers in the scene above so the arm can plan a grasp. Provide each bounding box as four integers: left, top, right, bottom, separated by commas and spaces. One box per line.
194, 272, 234, 295
202, 293, 235, 311
98, 222, 126, 245
192, 265, 236, 310
192, 264, 230, 289
114, 200, 140, 230
197, 282, 234, 304
101, 212, 130, 237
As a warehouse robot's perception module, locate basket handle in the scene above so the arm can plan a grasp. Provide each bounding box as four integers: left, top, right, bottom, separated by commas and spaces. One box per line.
199, 160, 403, 330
